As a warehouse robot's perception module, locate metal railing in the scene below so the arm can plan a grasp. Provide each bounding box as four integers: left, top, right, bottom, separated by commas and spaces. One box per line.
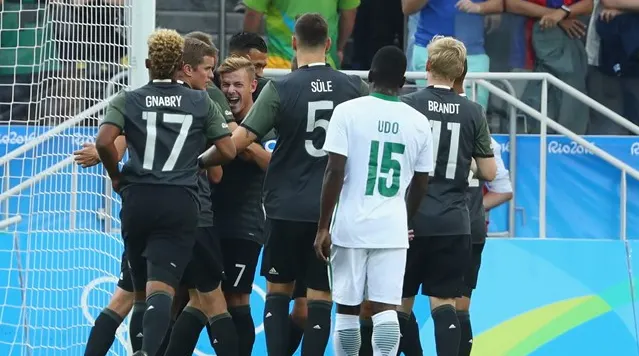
2, 70, 637, 238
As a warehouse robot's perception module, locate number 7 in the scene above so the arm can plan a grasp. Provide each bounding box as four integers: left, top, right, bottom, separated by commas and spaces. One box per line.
233, 263, 246, 287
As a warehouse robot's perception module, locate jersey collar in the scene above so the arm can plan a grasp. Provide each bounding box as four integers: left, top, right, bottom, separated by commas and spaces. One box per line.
298, 63, 330, 69
428, 84, 453, 91
370, 92, 400, 102
459, 93, 467, 97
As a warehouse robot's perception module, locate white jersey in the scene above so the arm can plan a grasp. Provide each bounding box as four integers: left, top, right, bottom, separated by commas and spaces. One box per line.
323, 94, 434, 249
486, 138, 512, 194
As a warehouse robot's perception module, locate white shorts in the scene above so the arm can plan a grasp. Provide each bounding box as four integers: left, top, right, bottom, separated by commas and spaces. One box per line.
330, 246, 407, 306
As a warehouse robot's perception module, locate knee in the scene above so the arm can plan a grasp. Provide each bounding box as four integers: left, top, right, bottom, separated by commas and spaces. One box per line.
291, 299, 308, 323
456, 296, 471, 312
224, 292, 250, 308
429, 296, 456, 311
307, 288, 331, 302
359, 301, 374, 319
106, 287, 135, 318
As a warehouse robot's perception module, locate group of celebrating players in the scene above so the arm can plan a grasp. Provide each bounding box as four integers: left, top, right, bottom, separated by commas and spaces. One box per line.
76, 11, 512, 356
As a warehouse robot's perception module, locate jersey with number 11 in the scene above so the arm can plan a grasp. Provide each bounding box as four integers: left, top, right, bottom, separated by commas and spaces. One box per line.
323, 94, 434, 249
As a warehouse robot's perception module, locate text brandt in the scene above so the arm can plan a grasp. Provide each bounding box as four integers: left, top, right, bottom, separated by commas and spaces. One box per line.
428, 101, 460, 115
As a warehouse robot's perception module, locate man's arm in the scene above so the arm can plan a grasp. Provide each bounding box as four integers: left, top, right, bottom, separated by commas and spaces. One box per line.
472, 107, 497, 181
602, 0, 639, 11
200, 81, 280, 167
483, 139, 513, 209
406, 173, 429, 222
479, 0, 504, 14
95, 93, 127, 182
402, 0, 429, 15
317, 153, 346, 231
203, 98, 237, 165
243, 0, 268, 32
505, 0, 553, 18
337, 0, 360, 59
243, 142, 272, 171
407, 118, 434, 221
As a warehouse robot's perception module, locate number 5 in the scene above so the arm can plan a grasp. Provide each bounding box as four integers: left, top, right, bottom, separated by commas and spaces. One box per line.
305, 101, 333, 157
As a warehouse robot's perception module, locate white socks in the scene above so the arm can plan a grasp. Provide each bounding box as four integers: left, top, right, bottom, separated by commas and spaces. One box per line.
333, 313, 361, 356
371, 310, 401, 356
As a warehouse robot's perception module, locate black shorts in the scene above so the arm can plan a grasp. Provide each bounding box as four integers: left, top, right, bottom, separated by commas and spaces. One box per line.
260, 219, 330, 292
220, 238, 262, 294
462, 242, 485, 298
402, 235, 471, 299
182, 226, 226, 293
292, 279, 307, 300
116, 251, 134, 293
120, 185, 199, 291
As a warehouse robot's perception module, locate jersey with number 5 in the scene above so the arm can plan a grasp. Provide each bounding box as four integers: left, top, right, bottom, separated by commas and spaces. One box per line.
323, 94, 434, 249
401, 87, 494, 236
101, 81, 231, 199
241, 64, 368, 223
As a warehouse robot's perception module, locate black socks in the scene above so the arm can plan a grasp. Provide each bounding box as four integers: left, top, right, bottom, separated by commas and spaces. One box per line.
84, 308, 123, 356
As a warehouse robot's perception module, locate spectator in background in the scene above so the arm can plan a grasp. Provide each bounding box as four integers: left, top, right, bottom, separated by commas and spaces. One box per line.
402, 0, 504, 109
586, 0, 639, 134
351, 0, 404, 70
242, 1, 359, 69
506, 0, 593, 135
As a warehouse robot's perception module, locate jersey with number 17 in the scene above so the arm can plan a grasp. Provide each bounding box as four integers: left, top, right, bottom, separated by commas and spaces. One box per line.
101, 80, 232, 200
323, 95, 434, 249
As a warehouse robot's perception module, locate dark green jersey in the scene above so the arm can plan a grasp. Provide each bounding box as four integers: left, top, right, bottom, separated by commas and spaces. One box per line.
241, 64, 368, 222
253, 77, 270, 101
101, 80, 231, 200
401, 87, 493, 236
467, 177, 487, 243
206, 83, 235, 124
212, 130, 277, 243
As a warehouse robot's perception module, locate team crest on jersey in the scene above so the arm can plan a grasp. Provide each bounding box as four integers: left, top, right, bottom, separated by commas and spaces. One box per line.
264, 139, 277, 153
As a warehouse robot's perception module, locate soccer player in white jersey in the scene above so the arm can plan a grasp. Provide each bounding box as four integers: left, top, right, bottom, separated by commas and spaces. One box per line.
313, 46, 434, 356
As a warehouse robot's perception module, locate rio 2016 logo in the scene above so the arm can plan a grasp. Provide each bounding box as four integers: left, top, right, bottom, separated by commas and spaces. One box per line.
81, 276, 267, 356
547, 140, 594, 155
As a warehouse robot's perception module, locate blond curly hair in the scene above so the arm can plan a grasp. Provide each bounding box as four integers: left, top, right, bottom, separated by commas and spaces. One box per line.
147, 29, 184, 79
427, 36, 467, 82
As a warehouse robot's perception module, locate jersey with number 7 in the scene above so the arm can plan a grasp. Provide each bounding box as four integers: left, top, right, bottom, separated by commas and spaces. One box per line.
101, 80, 232, 200
401, 86, 494, 237
241, 64, 369, 223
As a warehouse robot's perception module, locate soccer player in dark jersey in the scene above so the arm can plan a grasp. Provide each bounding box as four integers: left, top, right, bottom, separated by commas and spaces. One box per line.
79, 35, 237, 356
399, 36, 497, 356
95, 29, 236, 356
211, 56, 274, 356
161, 37, 240, 356
198, 13, 369, 356
453, 66, 513, 356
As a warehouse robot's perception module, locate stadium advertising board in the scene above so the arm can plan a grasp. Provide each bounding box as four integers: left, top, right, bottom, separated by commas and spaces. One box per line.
1, 125, 639, 355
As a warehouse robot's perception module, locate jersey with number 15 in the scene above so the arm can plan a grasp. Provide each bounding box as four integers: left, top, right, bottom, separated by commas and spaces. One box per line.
241, 64, 368, 223
323, 94, 434, 249
101, 80, 232, 200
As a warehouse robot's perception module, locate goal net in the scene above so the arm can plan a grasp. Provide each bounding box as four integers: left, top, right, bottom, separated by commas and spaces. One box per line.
0, 1, 131, 355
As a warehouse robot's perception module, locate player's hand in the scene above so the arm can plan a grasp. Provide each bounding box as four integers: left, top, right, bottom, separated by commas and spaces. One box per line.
456, 0, 481, 13
600, 8, 623, 22
110, 174, 122, 193
314, 228, 332, 263
73, 142, 100, 168
408, 229, 415, 241
558, 19, 586, 39
539, 9, 566, 29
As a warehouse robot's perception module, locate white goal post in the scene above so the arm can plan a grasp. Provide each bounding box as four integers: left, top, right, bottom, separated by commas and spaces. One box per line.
0, 1, 153, 355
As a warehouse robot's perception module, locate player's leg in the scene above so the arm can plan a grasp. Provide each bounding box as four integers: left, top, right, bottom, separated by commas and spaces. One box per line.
455, 242, 484, 356
288, 280, 308, 355
84, 253, 135, 356
220, 237, 262, 356
398, 239, 427, 356
358, 301, 374, 356
261, 219, 298, 356
127, 186, 198, 356
301, 222, 333, 356
367, 248, 408, 356
155, 284, 190, 356
331, 246, 367, 356
422, 235, 471, 356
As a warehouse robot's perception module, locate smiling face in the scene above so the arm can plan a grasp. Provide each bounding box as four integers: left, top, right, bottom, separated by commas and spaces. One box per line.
221, 67, 257, 119
246, 48, 267, 77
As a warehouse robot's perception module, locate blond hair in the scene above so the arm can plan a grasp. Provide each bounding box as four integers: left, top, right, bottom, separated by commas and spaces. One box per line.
427, 36, 467, 82
218, 56, 256, 81
147, 29, 184, 79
